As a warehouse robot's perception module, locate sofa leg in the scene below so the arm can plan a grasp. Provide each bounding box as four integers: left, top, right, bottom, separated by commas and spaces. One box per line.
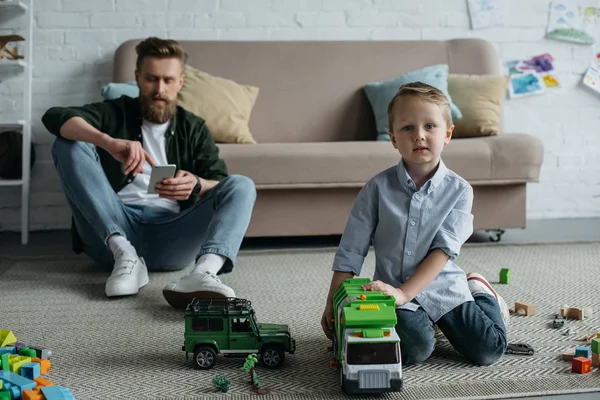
486, 229, 505, 242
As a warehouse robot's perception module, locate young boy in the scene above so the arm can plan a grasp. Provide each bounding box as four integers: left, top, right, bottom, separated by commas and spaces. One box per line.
320, 82, 509, 366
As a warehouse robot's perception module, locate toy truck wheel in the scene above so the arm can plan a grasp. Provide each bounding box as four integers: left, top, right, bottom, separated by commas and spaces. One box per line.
193, 346, 217, 370
260, 345, 285, 368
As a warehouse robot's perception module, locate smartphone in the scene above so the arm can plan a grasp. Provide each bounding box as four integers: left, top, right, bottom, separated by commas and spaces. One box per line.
147, 164, 176, 194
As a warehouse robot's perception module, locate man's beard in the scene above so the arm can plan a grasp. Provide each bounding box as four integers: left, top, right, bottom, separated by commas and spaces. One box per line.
140, 94, 176, 124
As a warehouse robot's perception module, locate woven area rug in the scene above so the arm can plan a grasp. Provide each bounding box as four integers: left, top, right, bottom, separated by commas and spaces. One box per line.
2, 242, 600, 399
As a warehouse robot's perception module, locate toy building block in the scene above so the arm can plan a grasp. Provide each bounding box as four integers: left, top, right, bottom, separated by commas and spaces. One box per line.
34, 376, 53, 387
575, 346, 591, 359
562, 347, 577, 361
27, 346, 52, 360
0, 391, 9, 400
23, 387, 44, 400
572, 356, 592, 374
560, 307, 584, 320
18, 347, 37, 359
0, 332, 16, 348
593, 353, 600, 367
0, 354, 8, 371
31, 358, 51, 375
592, 338, 600, 354
0, 348, 15, 356
8, 354, 32, 374
514, 301, 536, 316
40, 385, 75, 400
499, 268, 511, 284
0, 370, 36, 393
20, 362, 40, 380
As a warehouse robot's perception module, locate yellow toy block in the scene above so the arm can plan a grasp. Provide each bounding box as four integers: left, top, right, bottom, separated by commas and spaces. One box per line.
0, 330, 16, 347
8, 354, 32, 374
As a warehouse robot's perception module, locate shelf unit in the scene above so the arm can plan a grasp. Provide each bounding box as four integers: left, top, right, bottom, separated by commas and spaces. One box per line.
0, 0, 33, 244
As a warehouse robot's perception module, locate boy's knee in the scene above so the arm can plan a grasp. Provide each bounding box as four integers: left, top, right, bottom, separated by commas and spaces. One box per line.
401, 341, 435, 366
466, 349, 503, 366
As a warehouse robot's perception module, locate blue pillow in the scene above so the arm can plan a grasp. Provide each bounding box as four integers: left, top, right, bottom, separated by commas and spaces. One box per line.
364, 64, 462, 142
101, 81, 139, 100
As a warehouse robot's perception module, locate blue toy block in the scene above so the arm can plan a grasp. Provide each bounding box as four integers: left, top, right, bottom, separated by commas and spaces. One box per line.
41, 386, 76, 400
0, 382, 20, 400
0, 348, 15, 356
19, 362, 40, 380
0, 370, 36, 394
575, 346, 592, 359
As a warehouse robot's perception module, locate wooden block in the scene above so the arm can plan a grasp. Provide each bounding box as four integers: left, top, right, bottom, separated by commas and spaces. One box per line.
593, 353, 600, 367
514, 301, 536, 316
562, 347, 576, 361
572, 356, 592, 374
560, 307, 584, 320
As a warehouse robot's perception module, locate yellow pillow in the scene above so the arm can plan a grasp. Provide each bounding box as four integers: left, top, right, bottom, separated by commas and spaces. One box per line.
447, 74, 509, 138
177, 65, 259, 144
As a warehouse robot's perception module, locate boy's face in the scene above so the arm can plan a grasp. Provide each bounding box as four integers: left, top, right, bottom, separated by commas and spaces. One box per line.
388, 96, 453, 170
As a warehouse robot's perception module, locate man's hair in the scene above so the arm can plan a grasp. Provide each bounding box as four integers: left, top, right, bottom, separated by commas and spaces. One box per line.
387, 82, 453, 131
135, 37, 187, 72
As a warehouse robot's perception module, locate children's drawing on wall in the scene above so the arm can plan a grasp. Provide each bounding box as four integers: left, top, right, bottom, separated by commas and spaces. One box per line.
467, 0, 505, 29
582, 53, 600, 93
505, 54, 559, 99
546, 1, 600, 45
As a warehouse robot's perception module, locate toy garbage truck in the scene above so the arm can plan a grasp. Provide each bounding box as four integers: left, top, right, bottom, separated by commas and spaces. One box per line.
332, 277, 403, 394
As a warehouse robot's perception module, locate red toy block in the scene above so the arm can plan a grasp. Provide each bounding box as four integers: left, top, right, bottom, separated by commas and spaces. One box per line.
572, 356, 591, 374
22, 388, 44, 400
31, 358, 50, 375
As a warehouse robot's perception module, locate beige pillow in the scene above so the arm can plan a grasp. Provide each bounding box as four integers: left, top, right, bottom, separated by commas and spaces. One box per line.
177, 65, 259, 144
447, 74, 509, 138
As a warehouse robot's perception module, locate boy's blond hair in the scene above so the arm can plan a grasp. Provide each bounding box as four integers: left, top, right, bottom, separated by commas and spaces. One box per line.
387, 82, 453, 132
135, 37, 188, 72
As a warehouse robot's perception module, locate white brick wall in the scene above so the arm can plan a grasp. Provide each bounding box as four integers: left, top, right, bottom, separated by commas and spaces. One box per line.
0, 0, 599, 233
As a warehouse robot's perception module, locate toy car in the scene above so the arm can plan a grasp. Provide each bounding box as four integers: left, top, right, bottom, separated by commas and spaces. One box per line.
182, 297, 296, 370
553, 314, 566, 328
505, 343, 534, 355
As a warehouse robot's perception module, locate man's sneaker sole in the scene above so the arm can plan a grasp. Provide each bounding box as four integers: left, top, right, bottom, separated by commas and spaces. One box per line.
106, 274, 149, 297
162, 289, 229, 310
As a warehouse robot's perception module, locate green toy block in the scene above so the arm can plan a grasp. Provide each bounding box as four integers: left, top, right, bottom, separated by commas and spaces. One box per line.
0, 354, 8, 371
592, 338, 600, 354
0, 331, 16, 348
18, 347, 36, 359
499, 268, 511, 284
0, 391, 9, 400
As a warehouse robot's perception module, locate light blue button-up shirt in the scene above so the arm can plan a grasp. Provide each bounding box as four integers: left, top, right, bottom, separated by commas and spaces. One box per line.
332, 159, 474, 322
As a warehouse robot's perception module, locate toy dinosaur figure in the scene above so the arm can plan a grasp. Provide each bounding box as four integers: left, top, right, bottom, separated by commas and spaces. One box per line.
0, 35, 25, 60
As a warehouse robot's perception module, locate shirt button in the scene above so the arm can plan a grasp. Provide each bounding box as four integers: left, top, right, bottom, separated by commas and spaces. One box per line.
415, 194, 420, 199
407, 250, 412, 256
410, 221, 416, 226
405, 276, 410, 280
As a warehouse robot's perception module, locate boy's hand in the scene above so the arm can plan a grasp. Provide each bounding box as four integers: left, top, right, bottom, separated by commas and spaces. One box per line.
321, 306, 335, 340
362, 280, 410, 306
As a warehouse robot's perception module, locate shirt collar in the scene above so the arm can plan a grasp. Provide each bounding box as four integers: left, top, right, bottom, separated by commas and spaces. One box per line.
396, 159, 448, 193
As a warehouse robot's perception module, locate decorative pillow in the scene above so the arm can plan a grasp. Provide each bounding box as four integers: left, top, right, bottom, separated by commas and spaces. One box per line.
178, 65, 259, 144
101, 81, 139, 100
447, 74, 509, 138
364, 64, 462, 142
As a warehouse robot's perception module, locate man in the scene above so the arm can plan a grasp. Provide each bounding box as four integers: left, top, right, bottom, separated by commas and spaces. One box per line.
42, 37, 256, 309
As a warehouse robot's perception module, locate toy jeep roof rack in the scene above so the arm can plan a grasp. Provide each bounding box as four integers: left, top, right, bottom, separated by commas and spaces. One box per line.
187, 297, 252, 316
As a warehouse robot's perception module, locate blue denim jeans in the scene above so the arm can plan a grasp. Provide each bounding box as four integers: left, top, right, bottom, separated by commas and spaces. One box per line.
51, 138, 256, 273
395, 294, 507, 366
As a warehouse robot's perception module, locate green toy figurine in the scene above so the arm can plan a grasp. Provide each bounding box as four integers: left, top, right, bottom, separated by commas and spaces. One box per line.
212, 376, 231, 393
242, 354, 271, 395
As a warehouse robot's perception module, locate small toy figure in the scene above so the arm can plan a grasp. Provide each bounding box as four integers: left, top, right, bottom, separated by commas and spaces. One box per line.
0, 35, 25, 60
241, 354, 271, 395
553, 314, 566, 328
212, 376, 230, 393
505, 343, 534, 355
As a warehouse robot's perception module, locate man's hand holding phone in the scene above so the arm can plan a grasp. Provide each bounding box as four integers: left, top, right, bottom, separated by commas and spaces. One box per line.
103, 137, 155, 175
156, 170, 201, 201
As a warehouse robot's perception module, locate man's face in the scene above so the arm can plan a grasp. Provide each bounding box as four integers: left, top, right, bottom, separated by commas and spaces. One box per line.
135, 57, 184, 124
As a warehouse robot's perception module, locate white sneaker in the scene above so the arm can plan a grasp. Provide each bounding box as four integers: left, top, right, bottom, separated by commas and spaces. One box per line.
466, 272, 510, 329
105, 254, 149, 297
162, 271, 236, 309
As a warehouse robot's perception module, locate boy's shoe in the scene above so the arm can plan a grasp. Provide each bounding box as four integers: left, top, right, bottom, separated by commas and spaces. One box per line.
466, 272, 510, 329
162, 271, 236, 309
105, 254, 149, 297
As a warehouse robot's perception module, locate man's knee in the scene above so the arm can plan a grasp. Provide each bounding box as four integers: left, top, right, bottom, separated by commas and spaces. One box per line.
51, 137, 95, 164
222, 175, 256, 200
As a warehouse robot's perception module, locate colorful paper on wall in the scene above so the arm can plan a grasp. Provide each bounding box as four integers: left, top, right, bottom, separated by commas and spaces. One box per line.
582, 53, 600, 93
505, 54, 559, 99
467, 0, 505, 29
546, 1, 600, 45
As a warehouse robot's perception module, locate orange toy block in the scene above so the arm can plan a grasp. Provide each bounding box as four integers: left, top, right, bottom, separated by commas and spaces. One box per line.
593, 353, 600, 367
514, 301, 536, 316
32, 358, 51, 375
562, 348, 576, 361
22, 388, 44, 400
34, 376, 54, 387
572, 356, 592, 374
560, 307, 584, 320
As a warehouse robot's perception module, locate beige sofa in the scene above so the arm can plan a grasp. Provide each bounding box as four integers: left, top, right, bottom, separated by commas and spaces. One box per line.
113, 38, 543, 238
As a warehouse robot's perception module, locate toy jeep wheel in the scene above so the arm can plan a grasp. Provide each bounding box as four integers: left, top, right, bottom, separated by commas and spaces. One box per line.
194, 346, 217, 370
260, 345, 285, 368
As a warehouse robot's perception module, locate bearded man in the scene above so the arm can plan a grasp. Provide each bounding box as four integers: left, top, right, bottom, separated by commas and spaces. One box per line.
42, 37, 256, 309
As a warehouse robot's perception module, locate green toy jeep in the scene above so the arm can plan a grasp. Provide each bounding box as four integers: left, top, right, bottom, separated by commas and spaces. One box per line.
182, 297, 296, 370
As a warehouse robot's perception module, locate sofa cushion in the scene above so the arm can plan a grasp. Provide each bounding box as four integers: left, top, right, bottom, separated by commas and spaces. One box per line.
217, 134, 543, 188
364, 64, 462, 142
448, 74, 509, 138
178, 65, 260, 144
101, 81, 139, 100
